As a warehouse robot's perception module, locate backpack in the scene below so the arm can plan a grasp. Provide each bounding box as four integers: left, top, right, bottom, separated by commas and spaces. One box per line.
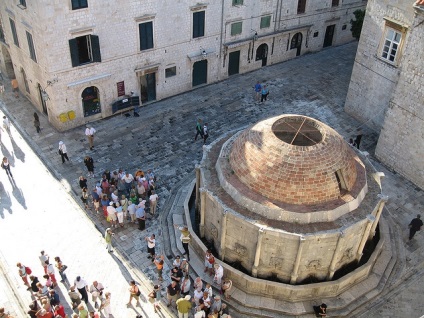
25, 266, 32, 275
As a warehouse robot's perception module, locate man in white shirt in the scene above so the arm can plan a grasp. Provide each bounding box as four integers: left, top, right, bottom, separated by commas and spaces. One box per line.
149, 190, 159, 215
73, 276, 89, 303
121, 172, 134, 195
89, 281, 104, 308
39, 250, 49, 274
85, 126, 96, 150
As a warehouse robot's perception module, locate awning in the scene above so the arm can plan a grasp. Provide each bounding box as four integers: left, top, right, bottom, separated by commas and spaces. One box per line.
67, 73, 112, 88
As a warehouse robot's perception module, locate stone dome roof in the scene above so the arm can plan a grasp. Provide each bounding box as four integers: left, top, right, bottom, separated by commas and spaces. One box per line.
229, 115, 360, 205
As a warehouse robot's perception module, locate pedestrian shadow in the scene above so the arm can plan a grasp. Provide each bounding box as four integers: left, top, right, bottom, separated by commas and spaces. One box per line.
11, 137, 25, 163
11, 179, 27, 210
0, 143, 13, 163
0, 181, 13, 218
126, 301, 148, 318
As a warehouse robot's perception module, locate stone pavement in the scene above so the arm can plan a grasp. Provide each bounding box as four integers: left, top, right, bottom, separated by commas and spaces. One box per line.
0, 41, 423, 317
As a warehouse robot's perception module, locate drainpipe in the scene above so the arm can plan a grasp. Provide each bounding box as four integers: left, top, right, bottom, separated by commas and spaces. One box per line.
290, 236, 306, 284
327, 231, 344, 280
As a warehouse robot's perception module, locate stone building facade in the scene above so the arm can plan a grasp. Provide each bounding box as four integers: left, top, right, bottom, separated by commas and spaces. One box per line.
345, 0, 424, 189
0, 0, 366, 131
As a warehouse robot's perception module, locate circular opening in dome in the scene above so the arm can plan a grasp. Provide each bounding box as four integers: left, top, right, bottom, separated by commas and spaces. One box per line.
272, 117, 323, 146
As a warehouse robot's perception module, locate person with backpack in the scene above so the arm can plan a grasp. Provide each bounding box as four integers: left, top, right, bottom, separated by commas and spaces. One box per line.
17, 262, 31, 289
203, 123, 209, 145
194, 118, 204, 141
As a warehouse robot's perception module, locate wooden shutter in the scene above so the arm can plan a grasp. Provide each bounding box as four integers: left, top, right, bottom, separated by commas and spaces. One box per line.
193, 11, 205, 38
69, 38, 80, 67
139, 22, 153, 51
91, 35, 102, 62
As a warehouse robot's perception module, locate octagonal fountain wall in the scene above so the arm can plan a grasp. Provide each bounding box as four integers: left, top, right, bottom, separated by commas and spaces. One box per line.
194, 115, 388, 299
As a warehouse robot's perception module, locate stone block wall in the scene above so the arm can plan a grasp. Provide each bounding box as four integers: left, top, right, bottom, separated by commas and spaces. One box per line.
375, 8, 424, 189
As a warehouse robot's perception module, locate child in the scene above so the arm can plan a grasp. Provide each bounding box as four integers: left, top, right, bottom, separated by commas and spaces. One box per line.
93, 198, 100, 214
81, 187, 89, 210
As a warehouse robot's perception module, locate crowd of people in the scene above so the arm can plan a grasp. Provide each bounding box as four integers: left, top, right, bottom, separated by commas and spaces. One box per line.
16, 251, 109, 318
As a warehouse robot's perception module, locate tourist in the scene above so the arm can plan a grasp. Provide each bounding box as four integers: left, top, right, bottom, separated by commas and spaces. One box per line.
68, 286, 81, 309
106, 202, 117, 228
146, 233, 156, 259
203, 123, 209, 144
136, 201, 146, 231
166, 281, 180, 308
128, 201, 136, 223
176, 295, 192, 318
89, 281, 104, 309
409, 214, 423, 240
180, 275, 191, 296
170, 266, 183, 284
148, 285, 162, 313
1, 157, 13, 178
174, 224, 191, 260
105, 228, 114, 253
213, 263, 224, 285
81, 187, 89, 209
261, 84, 269, 102
313, 303, 327, 317
58, 141, 69, 163
73, 276, 89, 303
78, 303, 88, 318
17, 262, 30, 289
204, 250, 215, 275
200, 291, 211, 316
54, 256, 67, 283
254, 81, 262, 102
149, 190, 159, 215
194, 306, 206, 318
194, 118, 204, 141
84, 156, 95, 177
153, 255, 164, 281
29, 275, 40, 293
122, 171, 135, 196
39, 251, 49, 274
100, 291, 112, 317
221, 278, 232, 299
85, 126, 96, 150
210, 295, 222, 314
127, 280, 140, 306
115, 202, 124, 227
120, 194, 129, 220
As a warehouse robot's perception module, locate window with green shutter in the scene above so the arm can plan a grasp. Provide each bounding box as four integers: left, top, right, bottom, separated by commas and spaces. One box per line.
9, 18, 19, 47
193, 11, 205, 38
232, 0, 243, 5
260, 16, 271, 29
26, 31, 37, 62
69, 34, 101, 67
139, 22, 154, 51
231, 22, 242, 36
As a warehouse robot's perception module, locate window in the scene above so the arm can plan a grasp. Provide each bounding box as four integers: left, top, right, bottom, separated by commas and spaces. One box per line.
26, 31, 37, 62
381, 29, 402, 62
381, 29, 402, 63
232, 0, 243, 5
231, 22, 242, 36
0, 23, 5, 42
139, 22, 154, 51
69, 34, 101, 67
260, 16, 271, 29
165, 66, 176, 78
193, 11, 205, 38
21, 68, 30, 93
18, 0, 27, 8
332, 0, 339, 7
71, 0, 88, 10
297, 0, 306, 14
9, 18, 19, 47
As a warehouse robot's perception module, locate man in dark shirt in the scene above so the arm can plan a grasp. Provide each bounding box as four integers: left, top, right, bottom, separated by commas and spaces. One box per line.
170, 267, 183, 283
167, 281, 180, 308
409, 214, 423, 240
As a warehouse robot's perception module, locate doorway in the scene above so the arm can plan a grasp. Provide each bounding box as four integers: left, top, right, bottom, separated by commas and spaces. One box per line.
291, 33, 303, 56
192, 60, 208, 87
255, 44, 268, 67
140, 72, 156, 103
82, 86, 101, 117
228, 51, 240, 76
323, 25, 336, 48
37, 83, 48, 115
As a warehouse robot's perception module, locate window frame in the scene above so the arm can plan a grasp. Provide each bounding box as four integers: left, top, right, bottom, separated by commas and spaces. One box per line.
71, 0, 88, 10
193, 11, 205, 38
26, 31, 37, 62
260, 16, 271, 29
139, 21, 154, 51
297, 0, 306, 14
9, 18, 20, 47
69, 34, 101, 67
231, 21, 243, 36
379, 20, 406, 66
165, 66, 177, 78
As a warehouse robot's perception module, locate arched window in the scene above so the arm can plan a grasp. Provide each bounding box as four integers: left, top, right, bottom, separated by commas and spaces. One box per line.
82, 86, 101, 117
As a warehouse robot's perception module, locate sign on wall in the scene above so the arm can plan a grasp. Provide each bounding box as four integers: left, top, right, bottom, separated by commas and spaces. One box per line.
117, 81, 125, 97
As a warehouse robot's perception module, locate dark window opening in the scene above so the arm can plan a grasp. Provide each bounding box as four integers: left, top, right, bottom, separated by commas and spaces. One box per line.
193, 11, 205, 38
26, 31, 37, 62
165, 66, 176, 78
9, 18, 19, 47
72, 0, 88, 10
139, 21, 154, 51
69, 34, 101, 67
332, 0, 340, 7
297, 0, 306, 14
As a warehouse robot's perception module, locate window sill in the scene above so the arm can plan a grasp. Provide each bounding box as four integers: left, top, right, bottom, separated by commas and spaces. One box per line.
17, 4, 27, 10
374, 54, 399, 68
